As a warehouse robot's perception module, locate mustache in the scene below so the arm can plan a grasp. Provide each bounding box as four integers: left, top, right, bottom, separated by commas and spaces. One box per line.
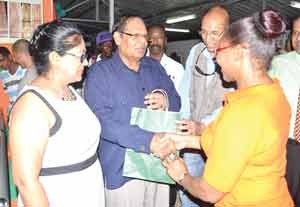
149, 44, 162, 50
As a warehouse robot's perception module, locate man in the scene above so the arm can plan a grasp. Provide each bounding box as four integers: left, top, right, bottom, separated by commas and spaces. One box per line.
148, 25, 184, 91
84, 16, 181, 207
12, 39, 38, 93
148, 24, 184, 207
269, 16, 300, 206
96, 31, 113, 61
0, 47, 25, 109
177, 5, 231, 206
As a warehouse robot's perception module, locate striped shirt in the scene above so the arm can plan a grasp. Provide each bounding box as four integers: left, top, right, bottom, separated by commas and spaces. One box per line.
0, 66, 26, 108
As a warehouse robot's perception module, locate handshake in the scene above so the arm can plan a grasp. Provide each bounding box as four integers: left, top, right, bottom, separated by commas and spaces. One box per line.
148, 120, 205, 183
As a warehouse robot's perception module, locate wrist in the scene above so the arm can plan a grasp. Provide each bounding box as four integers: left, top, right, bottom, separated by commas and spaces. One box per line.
178, 171, 188, 184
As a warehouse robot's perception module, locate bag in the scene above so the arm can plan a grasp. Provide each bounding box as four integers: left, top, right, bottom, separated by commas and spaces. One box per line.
123, 106, 182, 184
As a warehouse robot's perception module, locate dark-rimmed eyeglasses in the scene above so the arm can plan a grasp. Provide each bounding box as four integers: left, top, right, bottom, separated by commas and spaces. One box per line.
194, 47, 218, 76
120, 31, 149, 41
65, 52, 88, 64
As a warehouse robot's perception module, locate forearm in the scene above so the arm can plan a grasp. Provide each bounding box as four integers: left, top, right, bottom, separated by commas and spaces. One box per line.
179, 175, 221, 203
183, 135, 202, 149
17, 179, 49, 207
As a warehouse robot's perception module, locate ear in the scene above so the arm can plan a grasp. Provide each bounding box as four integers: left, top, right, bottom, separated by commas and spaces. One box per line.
48, 51, 61, 66
113, 32, 121, 46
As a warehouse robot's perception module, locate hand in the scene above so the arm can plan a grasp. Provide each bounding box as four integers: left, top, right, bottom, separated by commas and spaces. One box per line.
162, 156, 188, 183
144, 93, 167, 111
176, 120, 205, 135
163, 133, 200, 150
150, 133, 176, 159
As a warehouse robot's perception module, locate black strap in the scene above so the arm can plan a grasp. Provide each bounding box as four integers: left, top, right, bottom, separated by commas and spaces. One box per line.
14, 89, 62, 137
40, 153, 98, 176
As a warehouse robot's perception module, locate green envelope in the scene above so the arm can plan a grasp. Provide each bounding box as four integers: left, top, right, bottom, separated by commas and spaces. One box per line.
123, 107, 182, 184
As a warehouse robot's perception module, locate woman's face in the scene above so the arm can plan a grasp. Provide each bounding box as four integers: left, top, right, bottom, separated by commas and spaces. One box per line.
216, 38, 237, 82
60, 37, 88, 83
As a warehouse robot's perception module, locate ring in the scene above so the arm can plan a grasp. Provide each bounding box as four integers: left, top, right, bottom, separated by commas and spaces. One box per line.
168, 153, 176, 161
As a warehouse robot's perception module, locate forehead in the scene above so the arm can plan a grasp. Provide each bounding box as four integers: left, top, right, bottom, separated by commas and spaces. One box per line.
148, 27, 164, 35
293, 19, 300, 31
125, 17, 146, 32
201, 12, 228, 31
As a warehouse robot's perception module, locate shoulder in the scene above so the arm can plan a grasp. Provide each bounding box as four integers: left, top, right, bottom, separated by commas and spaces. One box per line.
189, 42, 205, 54
162, 54, 184, 70
269, 52, 296, 76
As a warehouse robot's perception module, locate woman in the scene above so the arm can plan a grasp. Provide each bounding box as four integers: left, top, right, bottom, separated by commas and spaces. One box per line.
9, 20, 105, 207
163, 9, 293, 206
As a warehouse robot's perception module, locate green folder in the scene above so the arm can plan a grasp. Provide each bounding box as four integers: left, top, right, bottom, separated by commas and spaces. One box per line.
123, 107, 182, 184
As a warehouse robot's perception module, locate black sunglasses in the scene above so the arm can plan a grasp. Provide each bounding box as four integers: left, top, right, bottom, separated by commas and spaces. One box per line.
65, 52, 88, 64
194, 47, 220, 76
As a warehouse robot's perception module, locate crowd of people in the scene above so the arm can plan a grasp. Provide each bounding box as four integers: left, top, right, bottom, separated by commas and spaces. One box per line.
0, 3, 299, 207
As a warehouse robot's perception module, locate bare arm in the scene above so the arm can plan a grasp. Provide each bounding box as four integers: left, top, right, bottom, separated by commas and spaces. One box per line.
163, 157, 224, 203
9, 93, 53, 207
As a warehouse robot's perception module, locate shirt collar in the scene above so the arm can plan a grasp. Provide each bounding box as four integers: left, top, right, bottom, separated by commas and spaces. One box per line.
224, 79, 280, 105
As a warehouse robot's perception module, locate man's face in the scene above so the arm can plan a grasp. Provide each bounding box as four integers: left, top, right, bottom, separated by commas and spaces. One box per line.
99, 41, 113, 58
148, 27, 166, 55
0, 54, 10, 70
116, 17, 148, 62
12, 51, 26, 68
200, 13, 228, 55
292, 18, 300, 54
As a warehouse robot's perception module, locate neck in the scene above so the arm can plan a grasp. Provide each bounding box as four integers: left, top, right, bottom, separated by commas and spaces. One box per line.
236, 68, 273, 89
119, 52, 140, 72
150, 52, 163, 61
8, 63, 18, 75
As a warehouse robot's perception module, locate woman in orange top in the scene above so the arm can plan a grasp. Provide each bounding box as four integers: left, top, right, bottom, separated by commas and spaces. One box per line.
162, 9, 293, 207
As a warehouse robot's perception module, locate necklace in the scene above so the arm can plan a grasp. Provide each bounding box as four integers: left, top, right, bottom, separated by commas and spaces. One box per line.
61, 88, 77, 101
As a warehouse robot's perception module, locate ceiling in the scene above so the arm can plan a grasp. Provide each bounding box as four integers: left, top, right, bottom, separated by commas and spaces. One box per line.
55, 0, 300, 43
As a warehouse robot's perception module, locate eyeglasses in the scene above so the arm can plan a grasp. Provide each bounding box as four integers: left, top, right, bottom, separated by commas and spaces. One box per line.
120, 31, 149, 41
198, 30, 224, 40
65, 52, 88, 64
194, 47, 219, 76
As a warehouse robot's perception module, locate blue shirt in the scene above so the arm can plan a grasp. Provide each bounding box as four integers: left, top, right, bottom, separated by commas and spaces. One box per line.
84, 52, 181, 189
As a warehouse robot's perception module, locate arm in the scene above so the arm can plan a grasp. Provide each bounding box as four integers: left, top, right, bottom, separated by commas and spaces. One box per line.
84, 67, 154, 153
9, 93, 51, 207
163, 157, 224, 203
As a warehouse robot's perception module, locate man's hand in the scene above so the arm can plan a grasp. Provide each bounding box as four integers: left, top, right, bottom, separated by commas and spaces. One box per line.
150, 133, 176, 159
144, 92, 167, 111
176, 120, 205, 135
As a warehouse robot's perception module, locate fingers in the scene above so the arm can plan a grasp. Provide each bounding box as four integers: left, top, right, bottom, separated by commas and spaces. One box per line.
176, 120, 195, 135
144, 93, 166, 110
151, 135, 176, 159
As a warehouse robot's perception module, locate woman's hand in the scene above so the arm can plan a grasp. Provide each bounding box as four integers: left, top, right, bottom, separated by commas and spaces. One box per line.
162, 156, 188, 183
163, 133, 201, 150
176, 120, 206, 135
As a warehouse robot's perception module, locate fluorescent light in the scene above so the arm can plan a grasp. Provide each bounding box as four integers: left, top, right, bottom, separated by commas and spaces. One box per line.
166, 14, 196, 24
165, 28, 190, 33
290, 1, 300, 8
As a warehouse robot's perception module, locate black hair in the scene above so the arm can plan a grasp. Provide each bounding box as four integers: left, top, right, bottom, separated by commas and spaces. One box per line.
113, 15, 143, 33
0, 47, 11, 58
29, 20, 82, 75
224, 9, 286, 68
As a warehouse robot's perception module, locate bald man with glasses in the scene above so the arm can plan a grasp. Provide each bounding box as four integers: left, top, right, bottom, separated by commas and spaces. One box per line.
177, 5, 234, 207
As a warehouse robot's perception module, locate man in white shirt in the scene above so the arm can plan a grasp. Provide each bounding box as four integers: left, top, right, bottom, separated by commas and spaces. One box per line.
148, 25, 184, 91
269, 16, 300, 206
